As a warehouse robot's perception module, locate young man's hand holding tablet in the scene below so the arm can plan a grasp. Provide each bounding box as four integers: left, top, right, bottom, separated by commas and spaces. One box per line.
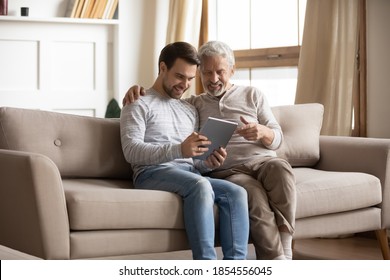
193, 117, 238, 160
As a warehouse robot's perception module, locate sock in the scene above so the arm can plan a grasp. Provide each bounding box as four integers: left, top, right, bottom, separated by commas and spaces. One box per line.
280, 232, 293, 260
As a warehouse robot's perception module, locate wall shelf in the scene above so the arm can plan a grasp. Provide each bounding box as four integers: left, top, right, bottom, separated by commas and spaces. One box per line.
0, 15, 119, 25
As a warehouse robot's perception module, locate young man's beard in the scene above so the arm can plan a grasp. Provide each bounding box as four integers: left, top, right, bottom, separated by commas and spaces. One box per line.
163, 82, 186, 99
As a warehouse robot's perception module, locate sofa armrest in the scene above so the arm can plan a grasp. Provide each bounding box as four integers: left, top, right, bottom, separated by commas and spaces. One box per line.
316, 136, 390, 228
0, 149, 70, 259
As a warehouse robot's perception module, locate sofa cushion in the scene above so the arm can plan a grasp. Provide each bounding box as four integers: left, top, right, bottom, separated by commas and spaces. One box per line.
63, 179, 186, 230
272, 103, 324, 167
0, 107, 131, 179
294, 168, 382, 219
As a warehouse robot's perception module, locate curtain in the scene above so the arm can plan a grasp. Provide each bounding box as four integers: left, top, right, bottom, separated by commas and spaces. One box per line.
295, 0, 360, 136
353, 0, 367, 137
166, 0, 203, 97
196, 0, 209, 94
166, 0, 203, 45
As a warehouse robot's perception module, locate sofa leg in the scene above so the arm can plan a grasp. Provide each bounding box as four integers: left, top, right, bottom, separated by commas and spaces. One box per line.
375, 229, 390, 260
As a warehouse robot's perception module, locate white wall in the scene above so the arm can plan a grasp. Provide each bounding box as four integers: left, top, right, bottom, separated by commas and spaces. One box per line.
116, 0, 169, 101
366, 0, 390, 138
7, 0, 68, 17
3, 0, 171, 110
0, 0, 116, 117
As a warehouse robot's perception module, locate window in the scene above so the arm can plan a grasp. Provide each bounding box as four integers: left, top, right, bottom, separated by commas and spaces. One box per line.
208, 0, 307, 106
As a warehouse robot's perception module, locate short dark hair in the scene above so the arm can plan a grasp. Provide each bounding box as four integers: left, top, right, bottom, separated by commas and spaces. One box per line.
158, 42, 200, 72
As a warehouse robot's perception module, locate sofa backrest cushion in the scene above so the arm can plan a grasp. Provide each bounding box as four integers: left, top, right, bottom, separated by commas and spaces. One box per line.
0, 107, 132, 179
272, 103, 324, 167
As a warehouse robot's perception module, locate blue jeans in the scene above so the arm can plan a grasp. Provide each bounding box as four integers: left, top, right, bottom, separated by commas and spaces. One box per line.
135, 162, 249, 260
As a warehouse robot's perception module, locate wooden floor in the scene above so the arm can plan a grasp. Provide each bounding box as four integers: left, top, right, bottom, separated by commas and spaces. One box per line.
292, 237, 384, 260
122, 236, 386, 260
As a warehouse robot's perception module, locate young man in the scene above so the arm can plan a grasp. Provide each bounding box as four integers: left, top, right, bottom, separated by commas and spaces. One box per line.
120, 42, 249, 260
123, 41, 296, 260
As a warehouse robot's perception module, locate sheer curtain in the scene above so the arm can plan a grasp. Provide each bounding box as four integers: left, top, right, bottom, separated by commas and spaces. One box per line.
295, 0, 360, 136
165, 0, 203, 97
166, 0, 203, 45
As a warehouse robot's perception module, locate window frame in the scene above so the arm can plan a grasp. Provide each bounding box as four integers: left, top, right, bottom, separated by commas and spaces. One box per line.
205, 0, 367, 136
233, 45, 301, 69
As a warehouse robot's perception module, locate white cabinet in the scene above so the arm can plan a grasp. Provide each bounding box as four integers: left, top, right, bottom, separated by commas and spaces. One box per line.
0, 14, 118, 117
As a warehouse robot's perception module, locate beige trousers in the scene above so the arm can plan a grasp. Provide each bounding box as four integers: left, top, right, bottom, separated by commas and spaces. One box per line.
210, 157, 296, 260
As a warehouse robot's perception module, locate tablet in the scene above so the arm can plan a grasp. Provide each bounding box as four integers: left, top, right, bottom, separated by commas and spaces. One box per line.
193, 117, 238, 160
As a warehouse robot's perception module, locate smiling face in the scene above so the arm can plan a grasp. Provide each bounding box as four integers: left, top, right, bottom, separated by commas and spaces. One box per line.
200, 54, 235, 97
159, 58, 197, 99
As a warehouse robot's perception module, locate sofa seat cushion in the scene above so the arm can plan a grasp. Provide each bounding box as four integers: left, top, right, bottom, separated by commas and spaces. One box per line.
63, 179, 185, 231
294, 168, 382, 219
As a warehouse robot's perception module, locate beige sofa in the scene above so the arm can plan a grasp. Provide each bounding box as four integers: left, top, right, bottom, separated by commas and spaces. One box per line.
0, 104, 389, 260
0, 244, 41, 260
